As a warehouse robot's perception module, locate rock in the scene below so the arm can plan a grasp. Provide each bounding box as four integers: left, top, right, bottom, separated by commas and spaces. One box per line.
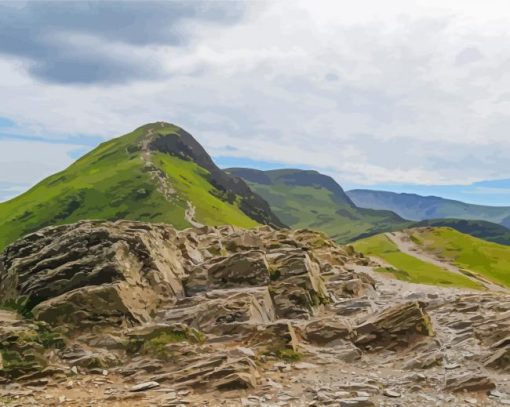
302, 317, 352, 345
383, 389, 401, 398
484, 347, 510, 372
129, 381, 160, 392
355, 302, 434, 349
294, 362, 318, 369
445, 363, 461, 370
445, 372, 496, 392
163, 289, 276, 333
215, 372, 256, 390
60, 345, 119, 369
1, 221, 188, 327
328, 279, 374, 299
268, 250, 329, 319
234, 347, 256, 358
245, 321, 300, 353
2, 219, 510, 405
402, 351, 442, 370
186, 251, 270, 295
338, 398, 375, 407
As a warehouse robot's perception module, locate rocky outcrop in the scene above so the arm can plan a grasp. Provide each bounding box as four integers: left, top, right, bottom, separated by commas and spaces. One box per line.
185, 250, 270, 295
302, 318, 353, 345
354, 302, 434, 349
0, 221, 187, 326
1, 221, 510, 406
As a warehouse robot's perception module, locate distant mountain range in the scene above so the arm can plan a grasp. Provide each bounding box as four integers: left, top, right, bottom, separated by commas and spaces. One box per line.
1, 122, 510, 252
229, 168, 510, 245
347, 189, 510, 228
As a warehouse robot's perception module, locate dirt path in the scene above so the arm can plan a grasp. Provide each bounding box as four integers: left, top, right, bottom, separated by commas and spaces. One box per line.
385, 231, 507, 293
139, 124, 204, 228
139, 125, 176, 201
184, 201, 204, 228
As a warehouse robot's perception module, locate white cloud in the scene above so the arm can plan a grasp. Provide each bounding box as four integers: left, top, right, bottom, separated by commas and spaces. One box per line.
2, 0, 510, 189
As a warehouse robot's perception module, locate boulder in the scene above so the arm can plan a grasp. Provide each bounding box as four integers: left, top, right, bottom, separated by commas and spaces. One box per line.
0, 221, 187, 326
355, 302, 434, 349
268, 250, 329, 319
185, 251, 270, 295
445, 372, 496, 392
484, 347, 510, 372
302, 318, 353, 345
163, 289, 276, 333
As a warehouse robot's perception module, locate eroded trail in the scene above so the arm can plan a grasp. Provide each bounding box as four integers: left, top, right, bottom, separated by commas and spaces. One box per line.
139, 124, 176, 201
385, 231, 507, 293
185, 200, 205, 228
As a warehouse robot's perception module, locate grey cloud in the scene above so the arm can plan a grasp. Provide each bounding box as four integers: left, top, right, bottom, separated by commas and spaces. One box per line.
0, 1, 246, 84
455, 47, 484, 66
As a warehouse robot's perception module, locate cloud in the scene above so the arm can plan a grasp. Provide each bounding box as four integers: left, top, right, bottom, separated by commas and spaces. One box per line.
3, 0, 510, 196
455, 47, 484, 66
0, 1, 246, 84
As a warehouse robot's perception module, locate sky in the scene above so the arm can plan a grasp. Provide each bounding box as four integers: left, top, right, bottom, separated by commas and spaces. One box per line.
2, 0, 510, 205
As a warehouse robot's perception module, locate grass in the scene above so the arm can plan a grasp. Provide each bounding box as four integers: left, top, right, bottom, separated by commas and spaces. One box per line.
0, 123, 259, 252
353, 234, 482, 289
127, 325, 205, 360
153, 153, 258, 228
275, 348, 302, 361
0, 298, 33, 319
410, 227, 510, 288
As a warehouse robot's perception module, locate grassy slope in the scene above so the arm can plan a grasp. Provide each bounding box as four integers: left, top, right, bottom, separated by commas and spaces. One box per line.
0, 123, 257, 252
153, 153, 258, 228
238, 172, 408, 244
353, 234, 482, 289
410, 227, 510, 288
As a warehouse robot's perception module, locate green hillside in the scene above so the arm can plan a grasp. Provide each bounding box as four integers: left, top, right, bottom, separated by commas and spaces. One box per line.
354, 227, 510, 289
227, 168, 409, 243
415, 218, 510, 246
352, 233, 482, 289
347, 189, 510, 227
0, 122, 282, 252
410, 227, 510, 288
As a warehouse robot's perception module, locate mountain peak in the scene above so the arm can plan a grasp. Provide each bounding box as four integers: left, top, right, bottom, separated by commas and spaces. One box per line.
0, 123, 285, 250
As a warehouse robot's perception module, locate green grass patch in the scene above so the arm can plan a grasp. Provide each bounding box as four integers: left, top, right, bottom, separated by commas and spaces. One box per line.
353, 234, 482, 289
275, 348, 302, 361
0, 298, 33, 319
153, 153, 258, 228
411, 227, 510, 288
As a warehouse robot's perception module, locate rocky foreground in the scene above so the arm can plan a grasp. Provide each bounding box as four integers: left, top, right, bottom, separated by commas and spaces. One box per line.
0, 221, 509, 406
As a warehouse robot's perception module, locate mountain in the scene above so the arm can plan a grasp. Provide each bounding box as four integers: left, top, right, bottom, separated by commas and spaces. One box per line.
226, 168, 409, 243
353, 227, 510, 289
347, 189, 510, 227
0, 122, 283, 251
